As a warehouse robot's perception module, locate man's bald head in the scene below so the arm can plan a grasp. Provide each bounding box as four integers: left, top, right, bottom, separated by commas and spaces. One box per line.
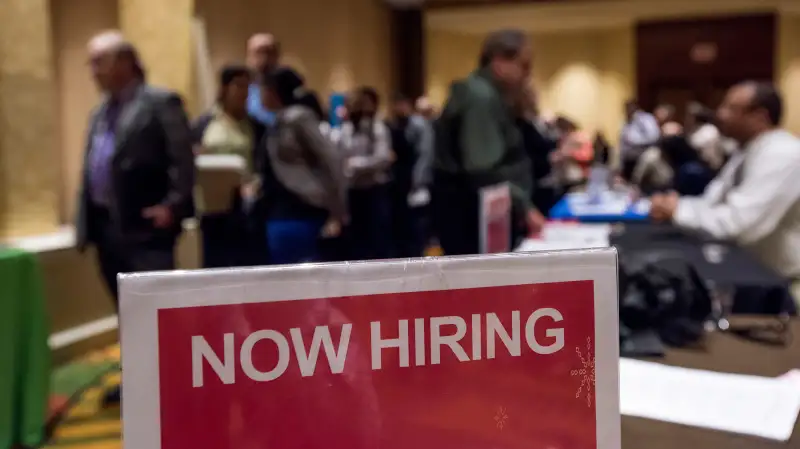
87, 30, 143, 93
247, 33, 280, 74
88, 30, 127, 55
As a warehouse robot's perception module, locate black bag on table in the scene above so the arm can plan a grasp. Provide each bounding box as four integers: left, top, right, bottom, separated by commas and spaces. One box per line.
619, 250, 713, 357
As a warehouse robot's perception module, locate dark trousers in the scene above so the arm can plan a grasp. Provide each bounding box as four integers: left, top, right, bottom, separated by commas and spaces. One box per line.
432, 181, 480, 256
390, 182, 425, 258
90, 206, 175, 309
622, 158, 638, 182
201, 210, 266, 268
348, 184, 392, 261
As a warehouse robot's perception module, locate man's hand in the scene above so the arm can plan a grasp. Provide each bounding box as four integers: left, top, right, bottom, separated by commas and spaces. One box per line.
526, 208, 546, 236
650, 191, 679, 222
240, 180, 259, 200
142, 205, 174, 229
320, 218, 342, 238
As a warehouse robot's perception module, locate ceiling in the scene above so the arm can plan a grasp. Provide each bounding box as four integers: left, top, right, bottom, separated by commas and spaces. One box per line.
425, 0, 800, 34
425, 0, 560, 7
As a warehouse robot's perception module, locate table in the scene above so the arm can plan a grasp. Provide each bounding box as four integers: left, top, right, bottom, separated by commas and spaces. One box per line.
0, 248, 50, 449
613, 223, 795, 315
622, 320, 800, 449
548, 192, 649, 222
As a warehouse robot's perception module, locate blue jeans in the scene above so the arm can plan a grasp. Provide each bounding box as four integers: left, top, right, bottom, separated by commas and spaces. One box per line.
267, 219, 324, 265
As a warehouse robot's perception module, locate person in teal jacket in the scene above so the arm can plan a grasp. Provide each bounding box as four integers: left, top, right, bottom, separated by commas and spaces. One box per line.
432, 29, 545, 255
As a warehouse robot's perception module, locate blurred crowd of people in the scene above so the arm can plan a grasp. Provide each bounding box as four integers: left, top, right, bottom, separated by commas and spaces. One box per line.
77, 26, 800, 298
69, 20, 800, 413
78, 29, 800, 412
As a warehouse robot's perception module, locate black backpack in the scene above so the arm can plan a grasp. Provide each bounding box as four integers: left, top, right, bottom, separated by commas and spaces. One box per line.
619, 250, 713, 356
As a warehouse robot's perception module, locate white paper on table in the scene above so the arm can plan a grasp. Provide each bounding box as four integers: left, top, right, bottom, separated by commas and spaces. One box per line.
515, 239, 608, 252
619, 358, 800, 441
541, 223, 611, 245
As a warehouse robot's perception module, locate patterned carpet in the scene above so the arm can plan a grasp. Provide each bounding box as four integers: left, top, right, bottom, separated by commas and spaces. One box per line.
45, 346, 121, 449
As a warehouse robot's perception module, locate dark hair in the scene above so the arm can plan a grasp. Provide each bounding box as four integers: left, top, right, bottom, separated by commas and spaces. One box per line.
688, 102, 714, 125
479, 29, 528, 68
357, 86, 380, 108
216, 64, 250, 102
261, 66, 305, 106
554, 116, 578, 133
655, 103, 675, 116
748, 82, 783, 125
219, 64, 250, 87
117, 44, 145, 80
297, 90, 326, 121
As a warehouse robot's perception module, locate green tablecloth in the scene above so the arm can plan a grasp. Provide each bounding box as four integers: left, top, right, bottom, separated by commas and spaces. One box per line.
0, 248, 50, 449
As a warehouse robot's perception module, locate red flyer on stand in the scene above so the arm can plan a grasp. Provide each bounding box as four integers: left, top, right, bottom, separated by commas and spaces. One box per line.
479, 183, 512, 254
119, 250, 620, 449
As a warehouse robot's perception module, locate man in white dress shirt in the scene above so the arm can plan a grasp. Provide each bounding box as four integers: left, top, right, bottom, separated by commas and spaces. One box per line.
651, 82, 800, 306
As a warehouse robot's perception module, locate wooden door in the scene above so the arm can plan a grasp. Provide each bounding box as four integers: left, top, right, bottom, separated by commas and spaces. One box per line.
636, 14, 775, 114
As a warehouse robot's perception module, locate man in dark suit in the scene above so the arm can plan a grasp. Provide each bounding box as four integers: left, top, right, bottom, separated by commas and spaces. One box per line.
76, 31, 194, 404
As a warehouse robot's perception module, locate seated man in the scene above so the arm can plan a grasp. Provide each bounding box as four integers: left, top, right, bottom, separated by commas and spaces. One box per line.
650, 82, 800, 305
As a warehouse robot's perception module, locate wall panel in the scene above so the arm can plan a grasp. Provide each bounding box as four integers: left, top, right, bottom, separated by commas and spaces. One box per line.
51, 0, 119, 222
0, 0, 59, 236
196, 0, 393, 105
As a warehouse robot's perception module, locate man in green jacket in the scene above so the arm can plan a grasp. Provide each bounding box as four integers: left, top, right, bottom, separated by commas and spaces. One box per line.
432, 29, 544, 255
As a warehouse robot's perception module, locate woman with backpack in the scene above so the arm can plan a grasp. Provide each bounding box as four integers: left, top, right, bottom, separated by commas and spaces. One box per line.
258, 66, 347, 264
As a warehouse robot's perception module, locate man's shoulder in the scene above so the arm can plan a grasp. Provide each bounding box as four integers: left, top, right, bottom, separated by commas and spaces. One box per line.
282, 105, 320, 130
763, 130, 800, 158
442, 74, 499, 120
460, 73, 499, 103
141, 85, 183, 105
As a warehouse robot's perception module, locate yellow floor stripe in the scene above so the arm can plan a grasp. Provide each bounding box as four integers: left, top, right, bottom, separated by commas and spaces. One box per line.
82, 387, 102, 403
104, 345, 121, 361
103, 372, 121, 388
55, 419, 121, 440
46, 439, 121, 449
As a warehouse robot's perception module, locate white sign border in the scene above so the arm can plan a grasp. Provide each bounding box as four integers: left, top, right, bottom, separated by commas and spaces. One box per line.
120, 249, 620, 449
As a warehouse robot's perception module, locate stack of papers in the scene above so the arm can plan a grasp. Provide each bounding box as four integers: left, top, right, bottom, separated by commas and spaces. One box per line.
515, 223, 610, 252
195, 154, 247, 213
568, 191, 630, 216
620, 359, 800, 441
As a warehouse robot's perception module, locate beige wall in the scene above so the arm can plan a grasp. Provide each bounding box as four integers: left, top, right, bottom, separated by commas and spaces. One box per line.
51, 0, 118, 224
197, 0, 392, 103
427, 12, 800, 147
0, 0, 59, 237
778, 13, 800, 134
426, 27, 634, 146
49, 0, 393, 222
120, 0, 196, 110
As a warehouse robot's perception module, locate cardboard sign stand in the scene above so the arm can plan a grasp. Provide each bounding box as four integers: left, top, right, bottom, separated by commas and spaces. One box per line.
479, 183, 512, 254
120, 249, 621, 449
